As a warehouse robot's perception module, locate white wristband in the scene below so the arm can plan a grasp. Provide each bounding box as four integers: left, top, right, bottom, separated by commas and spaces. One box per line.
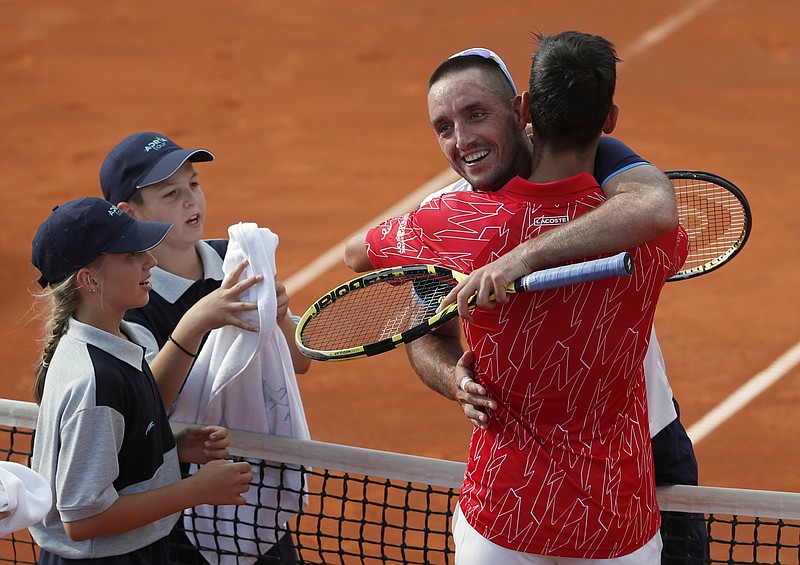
459, 376, 474, 392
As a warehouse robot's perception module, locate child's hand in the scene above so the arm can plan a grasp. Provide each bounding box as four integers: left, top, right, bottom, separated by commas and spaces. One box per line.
175, 425, 230, 464
186, 259, 262, 334
191, 460, 253, 506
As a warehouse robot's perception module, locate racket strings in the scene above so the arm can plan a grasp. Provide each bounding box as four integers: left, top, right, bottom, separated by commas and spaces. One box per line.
674, 179, 748, 269
299, 274, 457, 351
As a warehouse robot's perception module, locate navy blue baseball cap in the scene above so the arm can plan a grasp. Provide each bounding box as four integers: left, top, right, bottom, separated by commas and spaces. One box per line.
32, 197, 172, 288
100, 132, 214, 205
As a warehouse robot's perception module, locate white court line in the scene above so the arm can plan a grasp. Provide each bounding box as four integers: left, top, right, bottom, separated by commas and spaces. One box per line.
620, 0, 800, 444
622, 0, 723, 61
287, 0, 792, 445
687, 342, 800, 444
283, 168, 458, 296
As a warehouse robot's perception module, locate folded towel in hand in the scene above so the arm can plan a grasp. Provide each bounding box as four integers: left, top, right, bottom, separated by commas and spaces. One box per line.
172, 223, 309, 564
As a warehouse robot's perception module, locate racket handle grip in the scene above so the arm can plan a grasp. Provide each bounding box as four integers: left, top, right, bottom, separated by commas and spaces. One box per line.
515, 252, 634, 292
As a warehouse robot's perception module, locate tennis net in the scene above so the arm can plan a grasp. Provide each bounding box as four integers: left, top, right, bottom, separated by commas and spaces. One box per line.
1, 398, 798, 564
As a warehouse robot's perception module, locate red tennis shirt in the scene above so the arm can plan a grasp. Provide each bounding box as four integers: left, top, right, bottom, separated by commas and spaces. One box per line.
366, 173, 689, 558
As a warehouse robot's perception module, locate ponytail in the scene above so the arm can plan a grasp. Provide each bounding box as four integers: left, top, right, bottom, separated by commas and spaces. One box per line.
33, 275, 80, 404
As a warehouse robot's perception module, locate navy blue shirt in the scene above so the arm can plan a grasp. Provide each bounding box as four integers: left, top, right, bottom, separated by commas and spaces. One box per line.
593, 136, 648, 187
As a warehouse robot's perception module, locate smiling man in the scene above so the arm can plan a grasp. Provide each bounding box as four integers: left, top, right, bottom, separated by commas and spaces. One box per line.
345, 41, 708, 564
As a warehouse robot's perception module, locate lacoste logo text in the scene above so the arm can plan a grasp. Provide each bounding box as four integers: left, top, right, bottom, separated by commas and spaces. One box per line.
533, 215, 569, 227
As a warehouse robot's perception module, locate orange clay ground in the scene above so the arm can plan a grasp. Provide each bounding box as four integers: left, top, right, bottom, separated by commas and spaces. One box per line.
1, 1, 798, 495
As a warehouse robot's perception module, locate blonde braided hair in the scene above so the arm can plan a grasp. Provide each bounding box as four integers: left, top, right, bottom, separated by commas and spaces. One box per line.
33, 274, 80, 404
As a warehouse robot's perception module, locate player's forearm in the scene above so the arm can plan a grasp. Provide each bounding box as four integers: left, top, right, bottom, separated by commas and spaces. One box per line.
406, 326, 463, 400
522, 165, 678, 270
603, 164, 678, 233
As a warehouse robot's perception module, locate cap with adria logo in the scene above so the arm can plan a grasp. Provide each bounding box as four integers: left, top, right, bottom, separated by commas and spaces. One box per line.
31, 197, 172, 288
99, 132, 214, 205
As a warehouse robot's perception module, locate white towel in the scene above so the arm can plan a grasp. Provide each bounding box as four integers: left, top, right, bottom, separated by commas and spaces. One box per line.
172, 222, 309, 564
0, 461, 52, 537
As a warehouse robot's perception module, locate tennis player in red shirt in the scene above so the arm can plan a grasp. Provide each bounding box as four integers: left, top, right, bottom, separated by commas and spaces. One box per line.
363, 31, 688, 564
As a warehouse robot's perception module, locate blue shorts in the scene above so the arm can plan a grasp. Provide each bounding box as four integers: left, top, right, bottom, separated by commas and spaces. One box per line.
652, 399, 709, 565
652, 398, 698, 486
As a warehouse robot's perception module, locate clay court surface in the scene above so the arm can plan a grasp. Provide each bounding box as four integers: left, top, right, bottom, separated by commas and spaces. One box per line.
1, 1, 798, 495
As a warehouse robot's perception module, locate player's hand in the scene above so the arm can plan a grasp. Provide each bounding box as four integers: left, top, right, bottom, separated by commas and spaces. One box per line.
175, 425, 231, 463
440, 250, 532, 321
453, 350, 495, 429
187, 259, 263, 334
191, 460, 253, 506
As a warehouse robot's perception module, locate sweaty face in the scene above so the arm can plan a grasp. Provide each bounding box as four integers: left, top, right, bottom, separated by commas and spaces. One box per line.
428, 68, 529, 192
129, 161, 207, 249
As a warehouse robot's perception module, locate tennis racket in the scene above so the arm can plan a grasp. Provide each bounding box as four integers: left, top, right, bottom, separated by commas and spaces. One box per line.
296, 252, 633, 361
667, 170, 751, 281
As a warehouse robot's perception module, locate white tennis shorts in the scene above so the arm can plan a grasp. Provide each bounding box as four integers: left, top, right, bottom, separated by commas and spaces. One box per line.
452, 504, 662, 565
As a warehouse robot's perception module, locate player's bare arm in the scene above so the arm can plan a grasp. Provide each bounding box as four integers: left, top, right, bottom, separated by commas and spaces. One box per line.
445, 164, 678, 319
406, 320, 495, 429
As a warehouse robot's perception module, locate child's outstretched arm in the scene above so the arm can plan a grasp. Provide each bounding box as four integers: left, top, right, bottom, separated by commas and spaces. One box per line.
62, 459, 252, 542
149, 258, 263, 407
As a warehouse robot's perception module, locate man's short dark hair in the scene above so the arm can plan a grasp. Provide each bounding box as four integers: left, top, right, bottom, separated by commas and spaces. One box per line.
528, 31, 620, 152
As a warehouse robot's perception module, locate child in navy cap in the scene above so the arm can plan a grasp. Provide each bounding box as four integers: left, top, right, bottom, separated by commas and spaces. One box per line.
29, 197, 253, 564
100, 133, 309, 563
98, 132, 308, 380
99, 132, 214, 206
32, 197, 173, 289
